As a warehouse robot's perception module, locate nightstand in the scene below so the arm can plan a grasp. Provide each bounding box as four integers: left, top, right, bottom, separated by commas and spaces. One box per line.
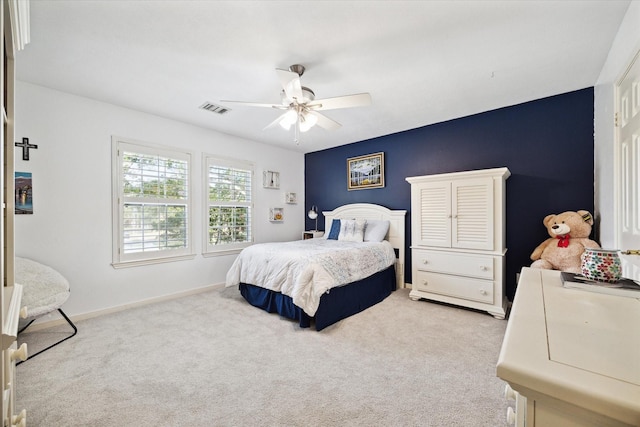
302, 231, 324, 240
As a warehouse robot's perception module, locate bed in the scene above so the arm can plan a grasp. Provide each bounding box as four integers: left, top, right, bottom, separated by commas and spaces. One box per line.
225, 203, 406, 330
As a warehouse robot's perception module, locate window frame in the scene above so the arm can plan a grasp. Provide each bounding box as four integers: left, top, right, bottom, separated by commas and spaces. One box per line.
202, 154, 254, 256
111, 136, 195, 268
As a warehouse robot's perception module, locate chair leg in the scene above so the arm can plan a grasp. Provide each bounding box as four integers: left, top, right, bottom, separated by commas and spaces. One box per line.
17, 309, 78, 365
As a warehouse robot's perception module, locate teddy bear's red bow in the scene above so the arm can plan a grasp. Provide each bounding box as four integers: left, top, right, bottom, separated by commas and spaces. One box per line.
556, 235, 570, 248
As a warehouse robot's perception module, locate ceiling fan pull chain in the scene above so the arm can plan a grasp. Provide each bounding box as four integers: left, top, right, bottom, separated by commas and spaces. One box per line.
294, 117, 300, 145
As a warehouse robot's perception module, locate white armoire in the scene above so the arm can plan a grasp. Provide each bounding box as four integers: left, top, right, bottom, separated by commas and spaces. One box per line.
406, 167, 510, 319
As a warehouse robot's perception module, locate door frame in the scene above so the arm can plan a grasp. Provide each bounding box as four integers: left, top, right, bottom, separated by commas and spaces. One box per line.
614, 48, 640, 278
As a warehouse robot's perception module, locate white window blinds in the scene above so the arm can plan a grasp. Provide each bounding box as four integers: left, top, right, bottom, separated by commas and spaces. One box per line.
113, 138, 193, 266
205, 156, 253, 254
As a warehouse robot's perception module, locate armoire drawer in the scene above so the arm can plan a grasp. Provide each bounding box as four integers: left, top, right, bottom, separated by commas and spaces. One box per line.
413, 270, 494, 304
413, 249, 495, 280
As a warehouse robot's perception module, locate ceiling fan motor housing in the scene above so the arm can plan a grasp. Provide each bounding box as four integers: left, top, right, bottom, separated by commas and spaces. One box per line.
300, 87, 315, 103
281, 86, 315, 105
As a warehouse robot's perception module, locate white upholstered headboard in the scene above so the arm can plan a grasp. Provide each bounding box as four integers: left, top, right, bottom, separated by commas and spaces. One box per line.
322, 203, 407, 289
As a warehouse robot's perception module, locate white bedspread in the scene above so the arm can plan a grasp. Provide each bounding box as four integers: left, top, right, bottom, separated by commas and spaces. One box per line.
225, 239, 396, 316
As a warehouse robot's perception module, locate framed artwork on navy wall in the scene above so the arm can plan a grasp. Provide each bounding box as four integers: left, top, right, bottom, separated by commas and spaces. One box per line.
347, 152, 385, 190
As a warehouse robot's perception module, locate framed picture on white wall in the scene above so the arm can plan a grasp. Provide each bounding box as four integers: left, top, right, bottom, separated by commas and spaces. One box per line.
285, 192, 297, 204
15, 171, 33, 214
263, 170, 280, 189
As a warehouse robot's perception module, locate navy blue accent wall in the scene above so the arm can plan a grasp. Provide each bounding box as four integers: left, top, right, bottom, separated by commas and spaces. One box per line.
305, 88, 595, 300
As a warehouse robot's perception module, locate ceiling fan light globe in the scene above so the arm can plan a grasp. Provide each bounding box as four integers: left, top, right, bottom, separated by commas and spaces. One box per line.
305, 112, 318, 126
299, 111, 318, 132
300, 121, 312, 132
279, 110, 298, 130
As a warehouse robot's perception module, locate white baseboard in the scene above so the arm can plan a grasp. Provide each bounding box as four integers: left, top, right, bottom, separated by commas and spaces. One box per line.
23, 282, 224, 332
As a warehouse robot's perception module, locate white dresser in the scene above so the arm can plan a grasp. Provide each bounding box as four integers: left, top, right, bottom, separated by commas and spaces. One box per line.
406, 167, 510, 318
2, 1, 30, 425
497, 267, 640, 426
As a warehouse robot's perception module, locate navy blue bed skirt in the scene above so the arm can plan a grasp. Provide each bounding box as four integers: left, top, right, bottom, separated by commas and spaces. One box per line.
239, 265, 396, 331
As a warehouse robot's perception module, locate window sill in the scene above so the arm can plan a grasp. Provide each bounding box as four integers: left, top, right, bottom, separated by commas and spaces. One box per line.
202, 248, 244, 257
111, 254, 196, 269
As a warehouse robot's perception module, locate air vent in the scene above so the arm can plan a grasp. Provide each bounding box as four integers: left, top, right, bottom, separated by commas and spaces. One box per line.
199, 102, 230, 115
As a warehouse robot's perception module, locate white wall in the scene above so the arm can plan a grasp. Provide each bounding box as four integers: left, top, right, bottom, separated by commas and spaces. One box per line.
14, 81, 305, 318
594, 1, 640, 248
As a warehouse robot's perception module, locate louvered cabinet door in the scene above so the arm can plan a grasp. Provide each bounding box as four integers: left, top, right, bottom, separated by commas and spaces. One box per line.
451, 177, 494, 251
413, 181, 451, 247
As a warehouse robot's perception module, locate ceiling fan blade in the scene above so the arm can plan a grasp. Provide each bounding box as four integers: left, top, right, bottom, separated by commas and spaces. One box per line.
263, 112, 289, 130
307, 110, 342, 131
276, 68, 303, 103
264, 109, 299, 131
219, 100, 285, 109
307, 93, 372, 111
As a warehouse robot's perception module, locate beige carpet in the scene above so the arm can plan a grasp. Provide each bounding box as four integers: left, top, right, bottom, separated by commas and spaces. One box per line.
17, 287, 509, 426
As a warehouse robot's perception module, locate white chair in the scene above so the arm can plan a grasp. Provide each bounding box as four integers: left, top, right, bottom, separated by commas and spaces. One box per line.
15, 257, 77, 363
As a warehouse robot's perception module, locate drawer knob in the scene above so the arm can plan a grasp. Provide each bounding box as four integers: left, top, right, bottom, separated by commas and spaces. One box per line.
479, 265, 488, 271
504, 384, 516, 401
12, 409, 26, 426
479, 289, 488, 296
422, 280, 428, 286
506, 406, 516, 425
422, 259, 428, 264
11, 343, 28, 362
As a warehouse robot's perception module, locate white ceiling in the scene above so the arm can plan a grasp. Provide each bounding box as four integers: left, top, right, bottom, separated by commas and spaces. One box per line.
15, 0, 630, 154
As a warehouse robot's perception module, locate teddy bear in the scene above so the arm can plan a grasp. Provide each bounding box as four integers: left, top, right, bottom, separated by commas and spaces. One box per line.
530, 210, 600, 274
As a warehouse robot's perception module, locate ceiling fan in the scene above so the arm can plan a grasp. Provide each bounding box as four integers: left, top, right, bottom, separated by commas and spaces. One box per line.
221, 64, 372, 144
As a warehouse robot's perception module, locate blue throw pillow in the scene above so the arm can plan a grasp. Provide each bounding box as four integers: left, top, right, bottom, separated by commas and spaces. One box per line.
327, 219, 341, 240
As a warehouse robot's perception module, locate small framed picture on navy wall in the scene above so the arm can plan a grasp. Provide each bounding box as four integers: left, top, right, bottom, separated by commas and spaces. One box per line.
347, 152, 385, 190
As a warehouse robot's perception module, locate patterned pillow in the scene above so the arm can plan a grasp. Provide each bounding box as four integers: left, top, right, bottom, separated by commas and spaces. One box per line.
327, 219, 341, 240
338, 219, 366, 242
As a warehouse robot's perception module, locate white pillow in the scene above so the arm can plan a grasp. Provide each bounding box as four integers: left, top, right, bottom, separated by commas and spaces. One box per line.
338, 219, 366, 242
364, 220, 390, 242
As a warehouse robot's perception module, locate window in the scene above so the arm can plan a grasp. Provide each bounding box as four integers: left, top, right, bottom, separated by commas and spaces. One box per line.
204, 155, 253, 255
112, 137, 193, 267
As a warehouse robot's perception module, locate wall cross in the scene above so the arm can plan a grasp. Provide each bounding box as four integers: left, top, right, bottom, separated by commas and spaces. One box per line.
15, 137, 38, 161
